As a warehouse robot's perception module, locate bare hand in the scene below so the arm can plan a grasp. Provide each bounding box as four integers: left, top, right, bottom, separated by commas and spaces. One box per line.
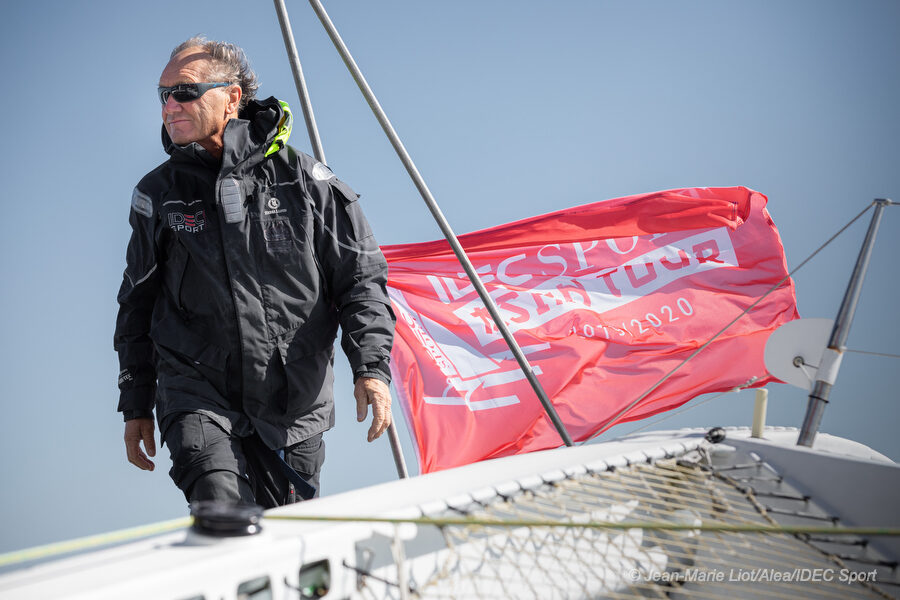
354, 377, 392, 442
124, 418, 156, 471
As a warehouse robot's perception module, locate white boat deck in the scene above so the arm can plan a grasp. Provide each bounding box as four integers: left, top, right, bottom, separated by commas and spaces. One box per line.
1, 427, 897, 599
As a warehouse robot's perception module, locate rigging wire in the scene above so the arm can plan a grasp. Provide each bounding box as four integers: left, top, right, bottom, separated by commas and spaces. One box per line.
608, 377, 760, 437
582, 200, 878, 445
605, 345, 900, 437
845, 349, 900, 360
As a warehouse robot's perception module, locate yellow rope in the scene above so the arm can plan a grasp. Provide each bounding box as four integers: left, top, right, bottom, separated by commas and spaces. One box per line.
7, 511, 887, 571
0, 517, 192, 568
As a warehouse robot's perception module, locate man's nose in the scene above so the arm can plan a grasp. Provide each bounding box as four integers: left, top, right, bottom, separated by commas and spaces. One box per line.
163, 95, 182, 113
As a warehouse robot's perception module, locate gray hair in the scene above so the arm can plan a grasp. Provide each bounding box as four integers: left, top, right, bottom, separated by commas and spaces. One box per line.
170, 36, 259, 110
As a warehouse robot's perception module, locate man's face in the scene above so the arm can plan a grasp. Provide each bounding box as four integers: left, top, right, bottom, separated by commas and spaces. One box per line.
159, 49, 236, 151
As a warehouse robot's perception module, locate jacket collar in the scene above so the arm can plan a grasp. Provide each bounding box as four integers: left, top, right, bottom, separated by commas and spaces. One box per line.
161, 96, 291, 173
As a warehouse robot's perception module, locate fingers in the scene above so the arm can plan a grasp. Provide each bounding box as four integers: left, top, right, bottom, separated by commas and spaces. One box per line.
125, 439, 154, 470
142, 420, 156, 458
367, 395, 392, 442
354, 378, 393, 442
127, 445, 154, 471
354, 380, 369, 423
124, 418, 156, 471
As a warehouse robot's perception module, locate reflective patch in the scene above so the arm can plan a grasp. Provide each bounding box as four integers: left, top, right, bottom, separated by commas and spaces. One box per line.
162, 198, 203, 207
118, 369, 133, 386
221, 178, 244, 224
311, 162, 335, 181
131, 187, 153, 218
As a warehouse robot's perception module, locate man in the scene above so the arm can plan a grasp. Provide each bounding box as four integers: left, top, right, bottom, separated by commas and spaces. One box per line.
115, 37, 395, 507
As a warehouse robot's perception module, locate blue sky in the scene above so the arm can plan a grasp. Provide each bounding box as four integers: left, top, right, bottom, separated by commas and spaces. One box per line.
0, 1, 898, 555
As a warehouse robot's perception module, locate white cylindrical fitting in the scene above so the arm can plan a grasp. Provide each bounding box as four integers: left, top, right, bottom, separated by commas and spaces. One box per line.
752, 388, 768, 438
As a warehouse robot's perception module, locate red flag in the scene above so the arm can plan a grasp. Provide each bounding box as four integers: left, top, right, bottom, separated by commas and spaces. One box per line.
383, 187, 798, 473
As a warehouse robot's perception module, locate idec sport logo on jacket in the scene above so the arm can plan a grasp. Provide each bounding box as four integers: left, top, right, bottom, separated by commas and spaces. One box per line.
168, 210, 206, 233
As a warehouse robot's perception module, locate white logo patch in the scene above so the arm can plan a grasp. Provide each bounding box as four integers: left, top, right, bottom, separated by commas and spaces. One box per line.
264, 196, 286, 216
312, 162, 335, 181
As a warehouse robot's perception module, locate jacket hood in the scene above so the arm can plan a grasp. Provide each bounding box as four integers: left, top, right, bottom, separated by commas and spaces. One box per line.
161, 96, 293, 168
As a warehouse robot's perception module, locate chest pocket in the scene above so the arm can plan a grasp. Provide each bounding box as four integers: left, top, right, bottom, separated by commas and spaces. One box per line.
263, 218, 293, 254
251, 178, 306, 257
256, 214, 307, 259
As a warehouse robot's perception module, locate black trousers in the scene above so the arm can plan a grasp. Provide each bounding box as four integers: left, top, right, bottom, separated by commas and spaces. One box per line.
163, 412, 324, 508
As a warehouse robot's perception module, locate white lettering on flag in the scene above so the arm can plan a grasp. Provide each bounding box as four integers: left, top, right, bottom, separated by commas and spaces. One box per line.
390, 289, 549, 411
445, 228, 737, 346
388, 227, 736, 411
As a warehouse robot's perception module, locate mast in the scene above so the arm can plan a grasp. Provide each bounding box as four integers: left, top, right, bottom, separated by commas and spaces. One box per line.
273, 0, 410, 478
273, 0, 327, 164
304, 0, 575, 447
797, 198, 892, 447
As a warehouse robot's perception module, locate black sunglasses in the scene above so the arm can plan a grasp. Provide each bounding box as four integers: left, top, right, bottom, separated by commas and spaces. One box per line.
158, 82, 232, 105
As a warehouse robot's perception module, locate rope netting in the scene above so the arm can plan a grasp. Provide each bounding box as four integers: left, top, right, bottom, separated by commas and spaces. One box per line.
5, 444, 896, 600
378, 455, 897, 600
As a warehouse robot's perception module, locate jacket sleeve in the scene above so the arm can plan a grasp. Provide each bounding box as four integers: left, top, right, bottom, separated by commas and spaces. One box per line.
113, 187, 160, 419
307, 166, 395, 385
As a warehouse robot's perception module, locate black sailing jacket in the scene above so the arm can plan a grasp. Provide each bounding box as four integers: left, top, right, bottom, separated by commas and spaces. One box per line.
114, 97, 395, 449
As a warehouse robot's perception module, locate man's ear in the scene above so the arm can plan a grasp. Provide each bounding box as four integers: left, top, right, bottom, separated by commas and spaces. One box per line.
226, 84, 242, 115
